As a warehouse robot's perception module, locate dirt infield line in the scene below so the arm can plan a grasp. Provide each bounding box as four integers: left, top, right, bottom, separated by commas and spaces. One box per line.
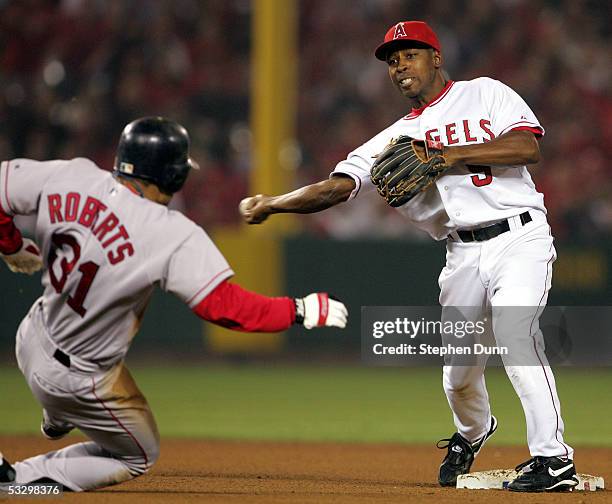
0, 436, 609, 503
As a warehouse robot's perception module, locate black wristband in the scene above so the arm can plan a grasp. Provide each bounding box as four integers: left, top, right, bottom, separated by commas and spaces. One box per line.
294, 298, 305, 325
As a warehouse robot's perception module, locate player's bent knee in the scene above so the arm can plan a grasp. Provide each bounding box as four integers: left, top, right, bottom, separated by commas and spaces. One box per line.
124, 458, 155, 478
140, 444, 160, 475
148, 443, 160, 468
121, 443, 160, 478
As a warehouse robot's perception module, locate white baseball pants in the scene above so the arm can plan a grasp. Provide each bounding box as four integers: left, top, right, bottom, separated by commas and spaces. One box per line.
438, 211, 573, 459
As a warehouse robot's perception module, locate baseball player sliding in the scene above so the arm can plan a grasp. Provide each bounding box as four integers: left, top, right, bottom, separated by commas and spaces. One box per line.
0, 117, 348, 492
240, 21, 577, 492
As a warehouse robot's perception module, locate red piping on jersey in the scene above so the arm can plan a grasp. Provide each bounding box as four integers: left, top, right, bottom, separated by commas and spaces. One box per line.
403, 80, 455, 119
124, 184, 141, 196
501, 120, 544, 137
186, 267, 233, 305
90, 376, 149, 472
528, 234, 570, 459
509, 126, 543, 138
503, 119, 538, 129
193, 280, 296, 332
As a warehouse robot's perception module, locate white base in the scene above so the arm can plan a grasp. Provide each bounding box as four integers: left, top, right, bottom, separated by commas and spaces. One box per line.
456, 469, 605, 491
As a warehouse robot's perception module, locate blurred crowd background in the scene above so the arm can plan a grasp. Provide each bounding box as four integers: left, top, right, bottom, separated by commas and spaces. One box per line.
1, 0, 610, 241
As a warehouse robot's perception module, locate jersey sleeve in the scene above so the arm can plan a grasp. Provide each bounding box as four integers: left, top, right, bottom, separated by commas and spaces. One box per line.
331, 127, 398, 201
193, 280, 296, 332
483, 78, 544, 138
0, 159, 69, 216
163, 226, 234, 307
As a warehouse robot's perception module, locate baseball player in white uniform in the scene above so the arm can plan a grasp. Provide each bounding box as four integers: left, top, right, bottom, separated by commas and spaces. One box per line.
0, 117, 348, 492
239, 21, 578, 492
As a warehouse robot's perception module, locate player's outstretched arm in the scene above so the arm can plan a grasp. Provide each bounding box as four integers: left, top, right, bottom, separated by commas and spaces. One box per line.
193, 281, 348, 331
239, 175, 356, 225
444, 130, 540, 167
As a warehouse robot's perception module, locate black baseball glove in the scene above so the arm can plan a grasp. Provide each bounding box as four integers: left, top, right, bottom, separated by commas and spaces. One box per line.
370, 135, 449, 207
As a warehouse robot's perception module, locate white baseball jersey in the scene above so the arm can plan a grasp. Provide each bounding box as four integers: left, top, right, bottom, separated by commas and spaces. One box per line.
332, 77, 546, 240
0, 158, 233, 366
332, 78, 572, 459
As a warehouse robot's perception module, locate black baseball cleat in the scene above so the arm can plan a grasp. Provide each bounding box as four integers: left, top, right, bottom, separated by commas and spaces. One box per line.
0, 452, 17, 491
437, 415, 498, 487
508, 456, 578, 492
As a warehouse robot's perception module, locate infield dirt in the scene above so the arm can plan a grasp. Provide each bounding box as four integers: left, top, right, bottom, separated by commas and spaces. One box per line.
0, 436, 609, 503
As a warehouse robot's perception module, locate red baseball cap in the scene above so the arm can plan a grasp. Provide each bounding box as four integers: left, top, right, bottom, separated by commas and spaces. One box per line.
375, 21, 441, 61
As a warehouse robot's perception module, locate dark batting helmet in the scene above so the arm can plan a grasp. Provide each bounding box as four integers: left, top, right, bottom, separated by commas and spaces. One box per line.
114, 116, 198, 194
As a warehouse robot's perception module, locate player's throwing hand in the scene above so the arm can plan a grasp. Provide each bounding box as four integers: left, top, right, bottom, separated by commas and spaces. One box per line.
239, 194, 271, 224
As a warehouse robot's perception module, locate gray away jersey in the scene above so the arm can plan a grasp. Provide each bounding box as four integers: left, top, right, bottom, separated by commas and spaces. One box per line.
1, 158, 234, 366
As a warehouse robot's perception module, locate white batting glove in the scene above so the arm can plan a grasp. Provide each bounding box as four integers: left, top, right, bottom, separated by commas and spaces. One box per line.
294, 293, 348, 329
0, 238, 43, 275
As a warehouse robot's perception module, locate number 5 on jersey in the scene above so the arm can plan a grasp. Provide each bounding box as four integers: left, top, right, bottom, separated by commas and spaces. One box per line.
468, 165, 493, 187
48, 232, 99, 317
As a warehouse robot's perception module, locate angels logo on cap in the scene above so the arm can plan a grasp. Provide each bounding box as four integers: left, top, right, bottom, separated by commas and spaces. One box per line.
393, 23, 408, 39
375, 21, 441, 61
